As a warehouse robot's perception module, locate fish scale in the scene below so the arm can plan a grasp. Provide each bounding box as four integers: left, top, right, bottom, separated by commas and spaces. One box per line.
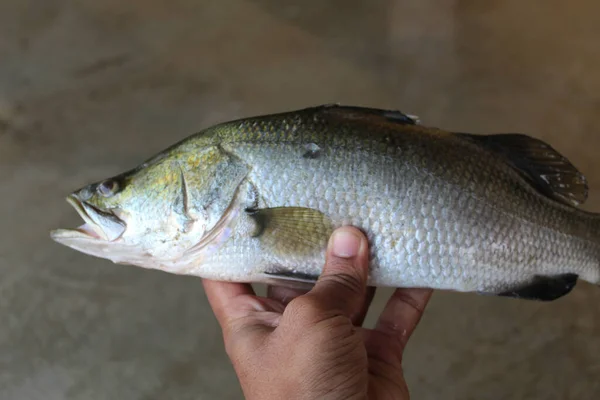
51, 105, 600, 301
209, 108, 600, 293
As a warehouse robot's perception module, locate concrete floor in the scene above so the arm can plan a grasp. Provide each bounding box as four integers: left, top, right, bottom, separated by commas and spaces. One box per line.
1, 0, 600, 398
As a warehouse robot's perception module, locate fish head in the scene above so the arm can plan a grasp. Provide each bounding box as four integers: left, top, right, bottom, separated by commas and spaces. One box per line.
51, 144, 249, 273
50, 154, 215, 270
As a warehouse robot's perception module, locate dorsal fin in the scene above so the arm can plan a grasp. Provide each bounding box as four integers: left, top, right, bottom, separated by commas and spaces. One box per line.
457, 133, 588, 207
316, 104, 419, 125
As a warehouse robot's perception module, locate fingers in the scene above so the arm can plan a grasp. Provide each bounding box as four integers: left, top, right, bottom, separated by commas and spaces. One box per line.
350, 286, 376, 326
202, 280, 255, 327
272, 285, 375, 327
267, 285, 311, 306
374, 287, 432, 347
364, 288, 432, 369
303, 227, 370, 319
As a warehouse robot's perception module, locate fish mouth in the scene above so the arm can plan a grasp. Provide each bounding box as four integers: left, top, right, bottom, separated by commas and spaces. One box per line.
51, 195, 126, 242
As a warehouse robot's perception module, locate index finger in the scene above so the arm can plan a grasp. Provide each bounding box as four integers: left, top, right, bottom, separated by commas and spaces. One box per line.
375, 288, 432, 347
202, 279, 255, 329
365, 288, 432, 365
267, 285, 311, 306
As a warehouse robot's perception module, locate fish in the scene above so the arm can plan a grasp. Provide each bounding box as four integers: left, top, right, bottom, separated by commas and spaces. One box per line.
51, 104, 600, 301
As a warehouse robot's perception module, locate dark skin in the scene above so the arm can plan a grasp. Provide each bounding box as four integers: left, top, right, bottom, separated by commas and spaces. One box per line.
203, 227, 432, 399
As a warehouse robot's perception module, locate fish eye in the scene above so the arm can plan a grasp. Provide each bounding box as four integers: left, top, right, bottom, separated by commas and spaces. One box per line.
97, 180, 119, 197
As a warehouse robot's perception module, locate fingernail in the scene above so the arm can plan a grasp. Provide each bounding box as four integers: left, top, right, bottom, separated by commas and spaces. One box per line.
331, 228, 362, 258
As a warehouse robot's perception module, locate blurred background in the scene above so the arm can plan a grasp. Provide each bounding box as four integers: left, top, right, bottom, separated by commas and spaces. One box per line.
1, 0, 600, 399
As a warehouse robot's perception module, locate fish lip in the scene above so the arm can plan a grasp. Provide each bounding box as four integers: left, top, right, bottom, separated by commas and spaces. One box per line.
58, 194, 126, 241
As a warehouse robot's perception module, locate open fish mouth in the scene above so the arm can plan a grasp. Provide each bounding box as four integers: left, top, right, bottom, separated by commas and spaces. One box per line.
51, 195, 126, 242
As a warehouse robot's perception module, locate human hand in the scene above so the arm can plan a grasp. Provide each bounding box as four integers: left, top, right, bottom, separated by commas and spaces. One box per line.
202, 226, 432, 400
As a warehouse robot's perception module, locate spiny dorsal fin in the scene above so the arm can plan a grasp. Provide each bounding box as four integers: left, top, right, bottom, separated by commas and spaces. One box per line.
457, 133, 588, 207
317, 104, 419, 125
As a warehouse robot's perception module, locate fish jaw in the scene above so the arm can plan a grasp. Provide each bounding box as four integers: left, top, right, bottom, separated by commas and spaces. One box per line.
51, 194, 129, 260
50, 192, 233, 273
50, 226, 162, 268
61, 194, 126, 240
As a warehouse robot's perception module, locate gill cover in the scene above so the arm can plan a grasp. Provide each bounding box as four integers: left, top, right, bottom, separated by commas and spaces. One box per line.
51, 144, 250, 271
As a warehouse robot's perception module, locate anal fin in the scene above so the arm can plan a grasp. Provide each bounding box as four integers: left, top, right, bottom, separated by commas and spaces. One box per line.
495, 274, 579, 301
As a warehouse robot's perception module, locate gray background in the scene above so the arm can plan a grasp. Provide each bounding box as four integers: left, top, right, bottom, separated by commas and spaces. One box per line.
1, 0, 599, 399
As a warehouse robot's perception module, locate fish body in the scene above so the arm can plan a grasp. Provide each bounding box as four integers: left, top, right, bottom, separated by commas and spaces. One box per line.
51, 105, 600, 301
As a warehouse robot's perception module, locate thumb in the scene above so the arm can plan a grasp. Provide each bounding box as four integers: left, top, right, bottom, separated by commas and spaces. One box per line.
307, 226, 370, 318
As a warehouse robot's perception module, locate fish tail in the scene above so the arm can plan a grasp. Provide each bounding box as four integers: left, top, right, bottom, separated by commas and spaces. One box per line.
595, 218, 600, 285
563, 211, 600, 286
588, 213, 600, 285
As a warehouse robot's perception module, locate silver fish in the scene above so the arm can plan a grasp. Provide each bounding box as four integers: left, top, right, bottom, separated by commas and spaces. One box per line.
51, 105, 600, 301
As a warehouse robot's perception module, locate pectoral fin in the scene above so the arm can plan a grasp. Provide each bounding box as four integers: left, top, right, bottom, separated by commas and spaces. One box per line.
457, 133, 588, 207
246, 207, 334, 258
